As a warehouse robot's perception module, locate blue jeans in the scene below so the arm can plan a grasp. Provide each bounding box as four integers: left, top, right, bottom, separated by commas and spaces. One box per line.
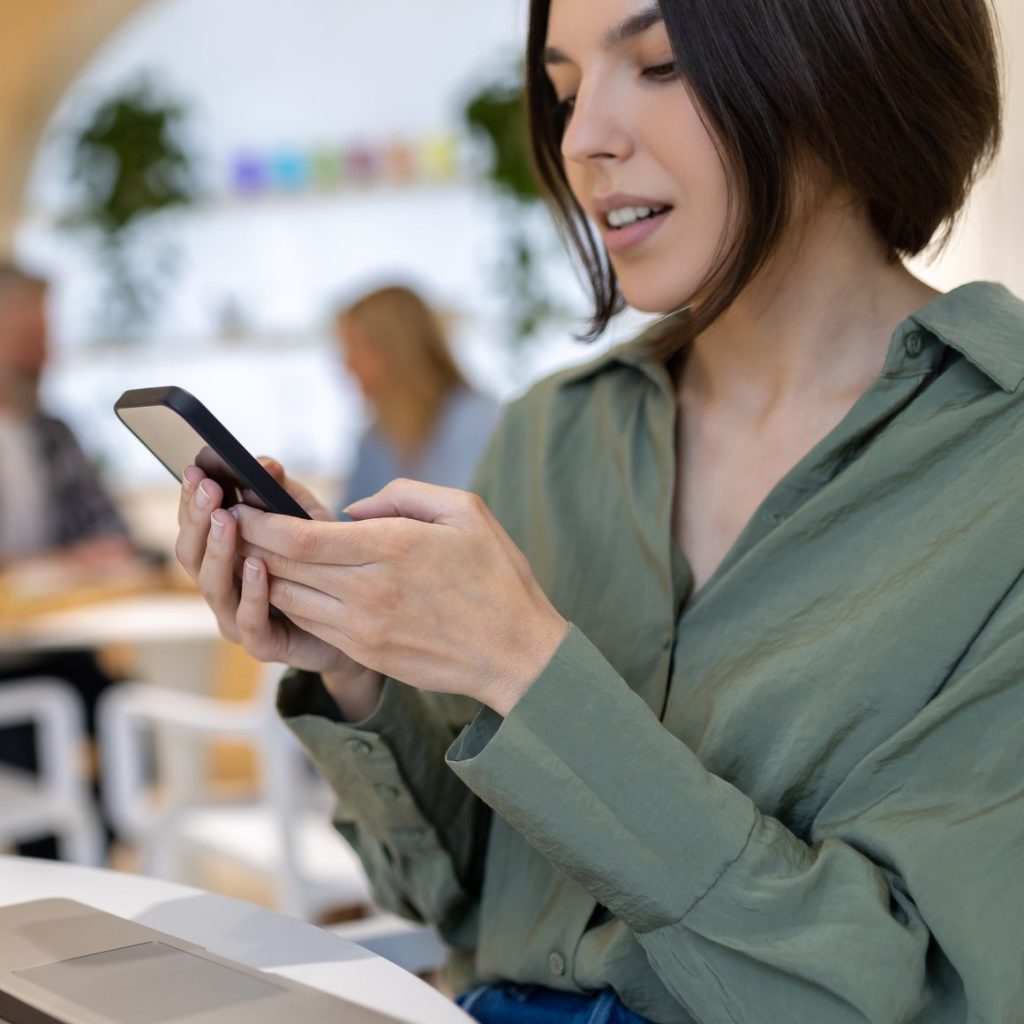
457, 984, 652, 1023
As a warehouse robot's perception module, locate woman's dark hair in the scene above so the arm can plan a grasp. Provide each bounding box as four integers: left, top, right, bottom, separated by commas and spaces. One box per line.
526, 0, 1003, 353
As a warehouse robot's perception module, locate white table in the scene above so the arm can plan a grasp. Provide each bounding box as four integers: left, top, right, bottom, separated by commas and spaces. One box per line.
0, 856, 472, 1024
0, 594, 223, 692
1, 594, 220, 651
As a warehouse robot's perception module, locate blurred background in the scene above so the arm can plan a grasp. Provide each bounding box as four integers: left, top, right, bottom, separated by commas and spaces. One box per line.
6, 0, 610, 558
0, 0, 1022, 970
4, 0, 1024, 537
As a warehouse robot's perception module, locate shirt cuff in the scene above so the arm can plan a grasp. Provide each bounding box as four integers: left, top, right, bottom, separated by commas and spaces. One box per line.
445, 624, 758, 933
277, 668, 483, 859
277, 669, 436, 845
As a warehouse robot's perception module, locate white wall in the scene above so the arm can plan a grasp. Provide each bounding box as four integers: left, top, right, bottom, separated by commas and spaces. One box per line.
910, 0, 1024, 294
21, 0, 541, 348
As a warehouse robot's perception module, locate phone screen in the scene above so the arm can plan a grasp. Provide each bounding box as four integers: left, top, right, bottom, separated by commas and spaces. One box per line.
117, 404, 266, 509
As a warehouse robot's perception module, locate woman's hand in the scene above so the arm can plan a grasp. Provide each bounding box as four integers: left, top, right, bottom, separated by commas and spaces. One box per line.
233, 478, 569, 716
174, 460, 384, 718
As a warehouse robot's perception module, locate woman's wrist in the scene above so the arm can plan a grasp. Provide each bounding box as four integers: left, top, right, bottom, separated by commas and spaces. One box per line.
322, 665, 385, 722
486, 611, 570, 718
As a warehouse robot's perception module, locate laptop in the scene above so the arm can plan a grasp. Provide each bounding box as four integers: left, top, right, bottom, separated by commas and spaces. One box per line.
0, 899, 408, 1024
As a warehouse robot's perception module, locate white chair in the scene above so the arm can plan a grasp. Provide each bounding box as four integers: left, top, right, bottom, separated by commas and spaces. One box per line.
0, 677, 103, 864
97, 663, 445, 975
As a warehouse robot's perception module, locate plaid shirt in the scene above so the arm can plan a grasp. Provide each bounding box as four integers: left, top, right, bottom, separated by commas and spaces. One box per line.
33, 413, 129, 549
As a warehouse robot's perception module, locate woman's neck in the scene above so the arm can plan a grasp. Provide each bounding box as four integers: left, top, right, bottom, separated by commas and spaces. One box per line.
681, 201, 941, 413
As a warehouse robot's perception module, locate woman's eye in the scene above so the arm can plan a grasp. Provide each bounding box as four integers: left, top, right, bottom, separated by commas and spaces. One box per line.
642, 61, 679, 82
555, 96, 576, 120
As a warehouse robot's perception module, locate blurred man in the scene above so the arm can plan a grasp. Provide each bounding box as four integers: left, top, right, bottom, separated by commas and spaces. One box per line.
0, 262, 133, 566
0, 261, 135, 858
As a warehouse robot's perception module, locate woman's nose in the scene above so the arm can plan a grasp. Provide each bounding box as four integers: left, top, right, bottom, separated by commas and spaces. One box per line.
560, 81, 632, 168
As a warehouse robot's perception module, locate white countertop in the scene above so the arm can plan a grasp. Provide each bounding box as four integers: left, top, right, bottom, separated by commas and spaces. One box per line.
0, 856, 471, 1024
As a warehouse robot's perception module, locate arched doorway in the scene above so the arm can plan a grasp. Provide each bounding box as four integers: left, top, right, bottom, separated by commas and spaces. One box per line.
0, 0, 147, 250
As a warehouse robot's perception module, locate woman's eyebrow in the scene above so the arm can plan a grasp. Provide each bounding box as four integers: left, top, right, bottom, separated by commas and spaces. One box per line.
544, 3, 665, 66
605, 4, 664, 48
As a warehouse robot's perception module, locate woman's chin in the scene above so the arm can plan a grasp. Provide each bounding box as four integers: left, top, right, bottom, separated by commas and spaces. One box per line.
619, 285, 695, 318
614, 265, 704, 318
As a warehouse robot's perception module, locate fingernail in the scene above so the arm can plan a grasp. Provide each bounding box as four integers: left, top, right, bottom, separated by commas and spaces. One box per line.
210, 510, 228, 537
195, 482, 214, 510
244, 559, 260, 583
183, 465, 202, 491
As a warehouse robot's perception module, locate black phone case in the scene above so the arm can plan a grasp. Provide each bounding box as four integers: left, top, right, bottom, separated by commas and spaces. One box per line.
114, 386, 311, 520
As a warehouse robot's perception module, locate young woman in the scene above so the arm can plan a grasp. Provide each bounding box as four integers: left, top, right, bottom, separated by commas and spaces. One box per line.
175, 0, 1023, 1020
333, 284, 499, 507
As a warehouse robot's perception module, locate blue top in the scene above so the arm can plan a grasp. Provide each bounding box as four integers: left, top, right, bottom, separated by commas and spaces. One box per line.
340, 387, 501, 510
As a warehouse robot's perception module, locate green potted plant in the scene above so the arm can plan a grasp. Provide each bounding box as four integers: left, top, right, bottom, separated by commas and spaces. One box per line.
65, 77, 196, 339
463, 66, 570, 359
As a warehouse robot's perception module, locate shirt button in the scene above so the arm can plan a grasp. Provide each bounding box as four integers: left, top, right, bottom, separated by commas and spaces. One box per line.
347, 739, 372, 758
375, 784, 400, 802
548, 951, 566, 977
905, 331, 924, 358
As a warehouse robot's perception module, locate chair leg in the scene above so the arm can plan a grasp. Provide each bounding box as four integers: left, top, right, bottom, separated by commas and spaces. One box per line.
56, 809, 104, 866
0, 678, 104, 864
142, 827, 178, 879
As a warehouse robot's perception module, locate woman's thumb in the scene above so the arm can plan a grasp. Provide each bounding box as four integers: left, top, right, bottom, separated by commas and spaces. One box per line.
344, 478, 478, 525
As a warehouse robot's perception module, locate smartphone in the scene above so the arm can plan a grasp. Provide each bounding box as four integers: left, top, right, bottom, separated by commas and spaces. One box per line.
114, 386, 311, 519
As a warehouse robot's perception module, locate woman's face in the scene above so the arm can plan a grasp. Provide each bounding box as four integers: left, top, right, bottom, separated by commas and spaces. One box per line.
338, 318, 386, 403
0, 288, 48, 373
544, 0, 731, 314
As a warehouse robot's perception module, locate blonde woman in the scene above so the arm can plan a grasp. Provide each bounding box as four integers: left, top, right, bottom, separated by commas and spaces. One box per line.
336, 285, 499, 508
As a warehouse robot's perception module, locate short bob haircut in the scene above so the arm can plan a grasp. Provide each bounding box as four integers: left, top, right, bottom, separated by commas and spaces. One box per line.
526, 0, 1003, 354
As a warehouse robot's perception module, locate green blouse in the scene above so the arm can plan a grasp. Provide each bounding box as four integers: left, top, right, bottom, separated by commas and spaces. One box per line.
279, 281, 1024, 1023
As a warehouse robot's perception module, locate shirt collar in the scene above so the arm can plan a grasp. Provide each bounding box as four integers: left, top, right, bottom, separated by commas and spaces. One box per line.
908, 281, 1024, 393
559, 311, 686, 391
560, 282, 1024, 394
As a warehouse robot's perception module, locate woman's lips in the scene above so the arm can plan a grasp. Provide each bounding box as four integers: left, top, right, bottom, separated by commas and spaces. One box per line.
600, 207, 672, 254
